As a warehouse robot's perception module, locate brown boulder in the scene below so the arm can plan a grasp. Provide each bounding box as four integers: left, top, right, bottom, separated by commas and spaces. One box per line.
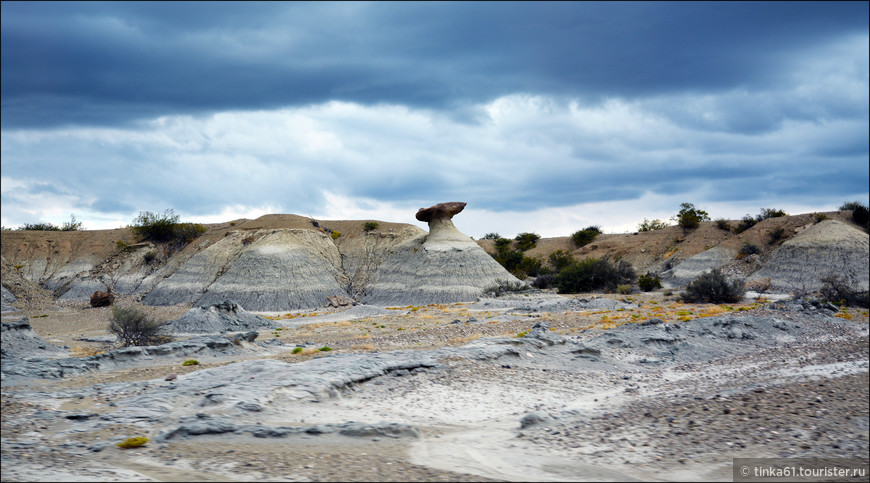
89, 288, 114, 308
415, 202, 467, 223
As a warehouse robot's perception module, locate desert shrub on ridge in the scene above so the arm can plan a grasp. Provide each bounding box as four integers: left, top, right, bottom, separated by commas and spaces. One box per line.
637, 219, 669, 232
515, 232, 541, 251
674, 203, 710, 230
132, 209, 205, 244
571, 226, 601, 248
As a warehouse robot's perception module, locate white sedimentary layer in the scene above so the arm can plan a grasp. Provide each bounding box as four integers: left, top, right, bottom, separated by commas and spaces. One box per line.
746, 220, 869, 292
363, 217, 521, 305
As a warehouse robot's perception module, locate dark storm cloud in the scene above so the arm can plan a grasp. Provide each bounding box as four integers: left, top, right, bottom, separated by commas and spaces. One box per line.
3, 1, 866, 128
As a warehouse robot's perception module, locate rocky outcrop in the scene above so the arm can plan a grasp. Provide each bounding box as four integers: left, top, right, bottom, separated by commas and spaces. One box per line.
89, 288, 114, 307
1, 318, 67, 359
660, 246, 737, 288
143, 229, 348, 311
164, 301, 277, 334
745, 220, 869, 293
362, 202, 522, 305
1, 286, 17, 312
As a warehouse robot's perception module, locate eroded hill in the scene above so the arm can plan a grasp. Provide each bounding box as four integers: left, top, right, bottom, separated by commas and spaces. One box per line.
2, 209, 867, 312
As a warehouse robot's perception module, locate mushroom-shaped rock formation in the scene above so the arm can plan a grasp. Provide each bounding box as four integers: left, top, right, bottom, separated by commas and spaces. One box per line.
414, 201, 472, 247
361, 202, 523, 305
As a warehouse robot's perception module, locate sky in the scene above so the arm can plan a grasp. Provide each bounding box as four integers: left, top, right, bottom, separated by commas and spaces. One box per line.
2, 1, 868, 238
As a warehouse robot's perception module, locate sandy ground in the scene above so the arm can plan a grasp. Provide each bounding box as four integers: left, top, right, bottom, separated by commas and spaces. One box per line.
2, 292, 868, 482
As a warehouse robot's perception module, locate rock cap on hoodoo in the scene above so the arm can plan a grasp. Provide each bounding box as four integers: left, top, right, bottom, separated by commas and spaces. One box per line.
416, 202, 467, 223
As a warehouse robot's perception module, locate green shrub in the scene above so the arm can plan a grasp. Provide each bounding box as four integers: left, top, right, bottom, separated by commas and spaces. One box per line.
182, 359, 200, 366
733, 215, 758, 234
489, 237, 541, 278
132, 209, 205, 244
813, 213, 828, 223
820, 274, 869, 308
548, 250, 575, 272
616, 284, 632, 295
714, 219, 732, 231
318, 346, 332, 352
132, 210, 181, 241
531, 273, 555, 289
175, 223, 206, 242
363, 221, 379, 232
680, 269, 744, 303
738, 243, 760, 257
768, 227, 786, 245
331, 231, 341, 239
482, 233, 501, 240
571, 228, 599, 248
637, 219, 669, 232
638, 272, 663, 291
514, 232, 540, 251
18, 222, 61, 231
840, 201, 869, 227
292, 347, 303, 354
518, 255, 544, 277
757, 208, 787, 220
674, 203, 710, 230
554, 257, 636, 294
109, 306, 169, 347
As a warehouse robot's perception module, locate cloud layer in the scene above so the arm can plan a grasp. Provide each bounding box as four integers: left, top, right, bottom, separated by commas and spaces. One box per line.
1, 2, 867, 237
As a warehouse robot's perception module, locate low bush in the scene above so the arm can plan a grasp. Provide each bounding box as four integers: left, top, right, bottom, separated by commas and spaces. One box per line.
738, 243, 760, 257
840, 201, 869, 228
531, 273, 555, 289
674, 203, 710, 230
554, 257, 636, 294
109, 306, 169, 347
363, 221, 379, 232
548, 250, 575, 272
182, 359, 200, 366
768, 227, 786, 245
638, 272, 663, 291
515, 232, 541, 251
680, 269, 744, 303
571, 227, 600, 248
637, 219, 669, 232
132, 209, 205, 244
757, 208, 787, 220
820, 274, 869, 308
482, 233, 501, 240
733, 215, 758, 234
19, 222, 62, 231
18, 214, 83, 232
331, 231, 341, 239
715, 219, 732, 231
489, 237, 543, 278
